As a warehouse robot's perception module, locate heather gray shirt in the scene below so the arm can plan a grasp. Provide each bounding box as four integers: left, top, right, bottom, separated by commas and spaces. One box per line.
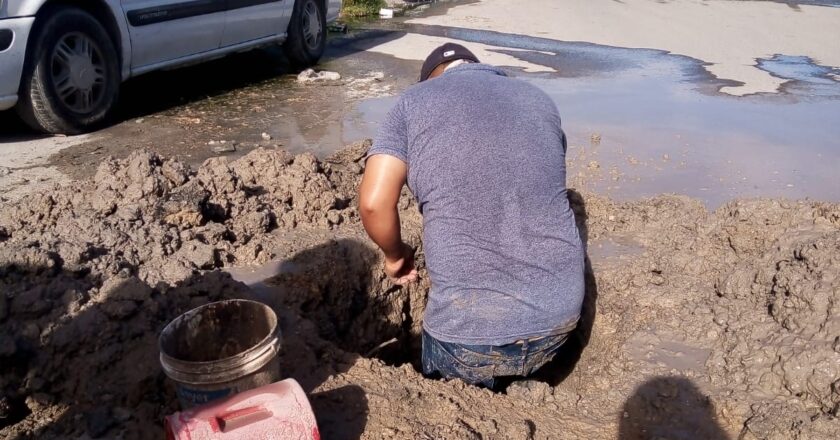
369, 63, 584, 345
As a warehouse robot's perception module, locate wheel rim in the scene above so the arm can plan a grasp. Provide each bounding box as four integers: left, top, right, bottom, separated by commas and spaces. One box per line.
50, 32, 106, 114
301, 0, 322, 50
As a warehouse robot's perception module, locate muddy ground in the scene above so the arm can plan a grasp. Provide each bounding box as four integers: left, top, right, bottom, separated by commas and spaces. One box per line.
0, 141, 837, 439
44, 45, 411, 181
0, 28, 419, 204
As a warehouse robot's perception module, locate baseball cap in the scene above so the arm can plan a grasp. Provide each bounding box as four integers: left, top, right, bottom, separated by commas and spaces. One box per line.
419, 43, 480, 82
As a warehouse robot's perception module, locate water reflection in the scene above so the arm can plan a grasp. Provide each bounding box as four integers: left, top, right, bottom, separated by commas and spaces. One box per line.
336, 41, 839, 207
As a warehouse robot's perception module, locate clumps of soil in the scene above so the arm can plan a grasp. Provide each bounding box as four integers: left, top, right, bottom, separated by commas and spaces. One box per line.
561, 196, 840, 439
1, 141, 838, 439
0, 140, 388, 438
711, 224, 840, 439
1, 141, 370, 287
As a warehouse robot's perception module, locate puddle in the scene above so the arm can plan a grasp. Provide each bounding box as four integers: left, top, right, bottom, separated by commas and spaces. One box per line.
341, 96, 397, 145
5, 5, 837, 208
758, 54, 840, 97
587, 237, 646, 267
332, 26, 840, 207
625, 331, 711, 373
537, 57, 840, 206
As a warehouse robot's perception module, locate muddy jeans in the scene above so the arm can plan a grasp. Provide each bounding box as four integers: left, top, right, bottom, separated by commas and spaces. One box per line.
421, 330, 569, 389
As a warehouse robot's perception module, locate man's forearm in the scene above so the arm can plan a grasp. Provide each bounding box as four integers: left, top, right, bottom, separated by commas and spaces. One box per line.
361, 205, 403, 261
359, 154, 409, 262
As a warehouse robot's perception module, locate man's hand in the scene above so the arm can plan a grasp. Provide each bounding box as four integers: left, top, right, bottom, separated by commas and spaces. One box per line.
384, 242, 418, 285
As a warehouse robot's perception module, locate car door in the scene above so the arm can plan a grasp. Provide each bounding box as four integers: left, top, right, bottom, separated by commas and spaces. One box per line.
121, 0, 226, 71
221, 0, 291, 47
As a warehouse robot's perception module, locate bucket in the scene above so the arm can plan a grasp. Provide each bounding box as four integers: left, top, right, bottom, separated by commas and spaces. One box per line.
159, 299, 282, 409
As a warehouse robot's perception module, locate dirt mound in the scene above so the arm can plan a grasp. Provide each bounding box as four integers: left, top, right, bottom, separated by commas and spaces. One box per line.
0, 141, 368, 438
0, 140, 429, 439
1, 143, 838, 439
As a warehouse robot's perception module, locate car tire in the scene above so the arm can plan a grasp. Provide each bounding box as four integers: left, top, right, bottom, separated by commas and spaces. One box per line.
283, 0, 327, 68
16, 6, 120, 134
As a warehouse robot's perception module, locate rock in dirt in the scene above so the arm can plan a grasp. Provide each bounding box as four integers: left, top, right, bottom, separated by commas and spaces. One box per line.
297, 68, 341, 83
506, 380, 552, 402
211, 142, 236, 153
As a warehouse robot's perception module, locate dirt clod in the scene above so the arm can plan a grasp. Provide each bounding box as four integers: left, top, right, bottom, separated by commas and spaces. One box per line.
297, 69, 342, 83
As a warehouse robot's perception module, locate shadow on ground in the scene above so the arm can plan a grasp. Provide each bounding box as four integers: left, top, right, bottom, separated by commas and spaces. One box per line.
618, 376, 730, 440
310, 385, 369, 440
264, 238, 421, 366
0, 253, 371, 439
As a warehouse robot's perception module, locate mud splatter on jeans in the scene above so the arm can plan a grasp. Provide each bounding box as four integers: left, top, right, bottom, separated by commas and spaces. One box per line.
421, 330, 569, 389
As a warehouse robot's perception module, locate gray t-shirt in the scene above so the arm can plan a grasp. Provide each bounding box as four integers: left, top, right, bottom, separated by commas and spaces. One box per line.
369, 63, 584, 345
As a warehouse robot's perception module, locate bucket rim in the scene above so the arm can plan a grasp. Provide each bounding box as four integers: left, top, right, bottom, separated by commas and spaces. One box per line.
160, 338, 280, 385
158, 299, 280, 369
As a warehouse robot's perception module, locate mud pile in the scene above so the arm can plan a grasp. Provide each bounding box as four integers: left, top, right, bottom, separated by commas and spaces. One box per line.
0, 140, 415, 439
1, 142, 838, 439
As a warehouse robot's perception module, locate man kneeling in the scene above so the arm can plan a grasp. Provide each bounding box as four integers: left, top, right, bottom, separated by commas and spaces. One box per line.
359, 43, 584, 389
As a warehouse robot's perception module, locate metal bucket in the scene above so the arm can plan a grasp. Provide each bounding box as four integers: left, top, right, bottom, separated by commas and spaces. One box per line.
159, 299, 282, 409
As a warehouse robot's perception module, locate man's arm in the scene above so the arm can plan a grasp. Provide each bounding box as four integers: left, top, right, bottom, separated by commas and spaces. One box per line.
359, 154, 418, 285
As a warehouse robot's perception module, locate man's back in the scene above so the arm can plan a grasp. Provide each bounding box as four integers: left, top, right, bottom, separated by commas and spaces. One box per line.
371, 63, 585, 345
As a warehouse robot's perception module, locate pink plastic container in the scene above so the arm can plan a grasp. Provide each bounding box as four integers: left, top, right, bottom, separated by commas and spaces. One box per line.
165, 379, 320, 440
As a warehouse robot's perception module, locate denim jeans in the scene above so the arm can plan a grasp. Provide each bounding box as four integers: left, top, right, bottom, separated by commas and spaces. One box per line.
421, 330, 569, 389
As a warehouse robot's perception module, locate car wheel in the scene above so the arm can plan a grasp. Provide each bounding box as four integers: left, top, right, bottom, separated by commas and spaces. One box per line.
283, 0, 327, 68
16, 6, 120, 134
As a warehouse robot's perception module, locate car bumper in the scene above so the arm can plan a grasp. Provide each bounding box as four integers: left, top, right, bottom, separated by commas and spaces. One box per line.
0, 16, 35, 111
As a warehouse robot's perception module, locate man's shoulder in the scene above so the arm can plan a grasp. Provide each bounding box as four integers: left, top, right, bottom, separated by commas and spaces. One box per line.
397, 67, 556, 113
391, 80, 442, 115
400, 79, 438, 100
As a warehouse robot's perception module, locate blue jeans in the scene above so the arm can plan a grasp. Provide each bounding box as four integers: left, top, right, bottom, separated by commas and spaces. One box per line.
421, 330, 569, 389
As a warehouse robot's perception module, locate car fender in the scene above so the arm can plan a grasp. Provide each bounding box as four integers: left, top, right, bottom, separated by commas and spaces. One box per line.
6, 0, 132, 81
4, 0, 48, 17
103, 0, 133, 81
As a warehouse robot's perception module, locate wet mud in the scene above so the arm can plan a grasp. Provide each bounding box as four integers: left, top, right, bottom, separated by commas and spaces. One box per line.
0, 142, 837, 439
37, 44, 413, 183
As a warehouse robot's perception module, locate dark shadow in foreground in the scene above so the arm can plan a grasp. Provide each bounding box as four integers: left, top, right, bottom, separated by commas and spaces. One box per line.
264, 238, 423, 371
310, 385, 369, 440
0, 254, 372, 439
619, 376, 730, 440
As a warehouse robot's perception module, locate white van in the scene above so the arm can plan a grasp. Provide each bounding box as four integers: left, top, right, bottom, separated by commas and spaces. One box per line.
0, 0, 342, 133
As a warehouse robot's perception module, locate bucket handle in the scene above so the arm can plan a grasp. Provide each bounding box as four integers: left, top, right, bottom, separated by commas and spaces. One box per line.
215, 406, 272, 432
